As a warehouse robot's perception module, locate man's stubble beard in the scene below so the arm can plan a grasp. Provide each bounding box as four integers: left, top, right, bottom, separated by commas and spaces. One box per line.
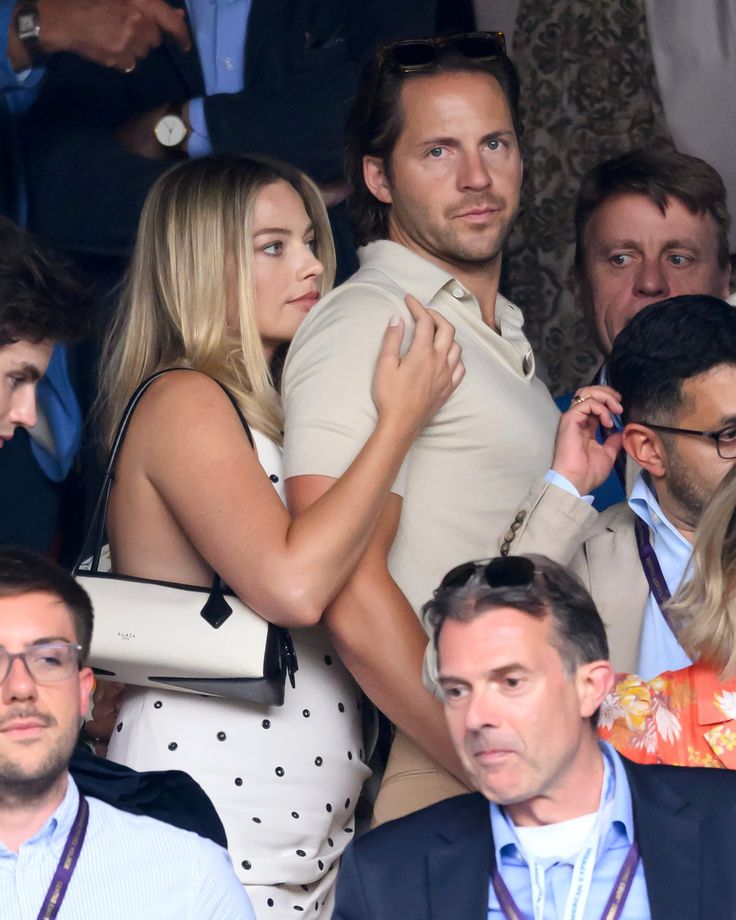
665, 442, 708, 524
390, 193, 519, 272
0, 714, 75, 808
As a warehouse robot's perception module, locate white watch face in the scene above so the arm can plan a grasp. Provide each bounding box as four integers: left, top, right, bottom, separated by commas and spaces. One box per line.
154, 114, 187, 147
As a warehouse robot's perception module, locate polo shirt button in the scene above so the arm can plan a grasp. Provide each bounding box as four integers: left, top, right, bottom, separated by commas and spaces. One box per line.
504, 530, 516, 543
451, 287, 464, 299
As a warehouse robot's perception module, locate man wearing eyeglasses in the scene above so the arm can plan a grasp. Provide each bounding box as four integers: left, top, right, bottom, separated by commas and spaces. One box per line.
0, 547, 253, 919
284, 33, 560, 824
558, 148, 734, 512
502, 294, 736, 680
333, 554, 736, 920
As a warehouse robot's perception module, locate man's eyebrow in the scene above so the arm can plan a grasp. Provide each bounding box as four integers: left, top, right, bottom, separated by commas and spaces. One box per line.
414, 129, 515, 149
438, 663, 530, 684
9, 362, 42, 382
0, 636, 74, 650
594, 237, 704, 253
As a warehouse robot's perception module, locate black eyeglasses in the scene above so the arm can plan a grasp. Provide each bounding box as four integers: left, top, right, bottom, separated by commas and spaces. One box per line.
641, 422, 736, 460
438, 556, 535, 593
0, 642, 82, 684
379, 31, 507, 74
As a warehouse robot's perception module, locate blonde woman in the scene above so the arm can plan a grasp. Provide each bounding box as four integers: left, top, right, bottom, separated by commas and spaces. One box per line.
97, 156, 463, 917
599, 464, 736, 768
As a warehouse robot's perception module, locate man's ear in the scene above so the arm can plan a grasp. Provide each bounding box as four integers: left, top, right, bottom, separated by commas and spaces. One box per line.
622, 424, 668, 478
78, 666, 95, 718
576, 659, 615, 720
363, 156, 392, 204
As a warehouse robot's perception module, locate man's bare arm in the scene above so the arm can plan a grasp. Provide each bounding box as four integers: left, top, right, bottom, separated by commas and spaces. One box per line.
288, 474, 468, 783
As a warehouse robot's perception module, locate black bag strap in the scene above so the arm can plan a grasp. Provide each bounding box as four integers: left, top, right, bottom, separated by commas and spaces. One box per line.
75, 368, 254, 575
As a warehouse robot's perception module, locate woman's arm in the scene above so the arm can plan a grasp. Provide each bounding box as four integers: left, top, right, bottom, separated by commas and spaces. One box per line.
120, 297, 463, 627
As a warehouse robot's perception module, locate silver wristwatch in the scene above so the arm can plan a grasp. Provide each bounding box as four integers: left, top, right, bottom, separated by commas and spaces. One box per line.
15, 0, 46, 66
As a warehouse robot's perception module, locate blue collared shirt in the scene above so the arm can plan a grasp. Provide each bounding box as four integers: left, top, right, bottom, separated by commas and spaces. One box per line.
629, 474, 693, 680
0, 777, 254, 919
488, 743, 650, 919
185, 0, 252, 157
1, 0, 46, 225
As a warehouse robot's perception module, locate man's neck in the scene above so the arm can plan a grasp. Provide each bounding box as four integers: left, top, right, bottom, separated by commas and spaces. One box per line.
0, 773, 68, 853
386, 233, 502, 329
646, 478, 698, 543
504, 738, 604, 828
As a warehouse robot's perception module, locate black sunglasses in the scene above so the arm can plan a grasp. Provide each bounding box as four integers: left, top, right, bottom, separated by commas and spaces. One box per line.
379, 31, 507, 74
438, 556, 536, 593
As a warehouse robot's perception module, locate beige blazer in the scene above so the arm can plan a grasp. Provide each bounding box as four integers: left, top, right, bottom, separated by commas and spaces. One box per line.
500, 478, 649, 673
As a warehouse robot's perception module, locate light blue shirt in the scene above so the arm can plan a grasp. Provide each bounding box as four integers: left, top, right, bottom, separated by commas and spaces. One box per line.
0, 777, 254, 919
185, 0, 252, 157
629, 474, 693, 680
1, 0, 46, 226
488, 743, 650, 919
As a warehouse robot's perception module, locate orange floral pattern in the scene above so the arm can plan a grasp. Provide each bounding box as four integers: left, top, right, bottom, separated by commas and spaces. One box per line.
598, 661, 736, 769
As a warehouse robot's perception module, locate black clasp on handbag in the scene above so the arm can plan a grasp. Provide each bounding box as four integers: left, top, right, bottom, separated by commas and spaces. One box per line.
280, 632, 298, 689
200, 577, 233, 629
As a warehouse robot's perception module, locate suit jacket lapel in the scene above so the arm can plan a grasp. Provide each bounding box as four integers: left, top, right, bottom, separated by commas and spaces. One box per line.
427, 794, 492, 920
625, 760, 701, 920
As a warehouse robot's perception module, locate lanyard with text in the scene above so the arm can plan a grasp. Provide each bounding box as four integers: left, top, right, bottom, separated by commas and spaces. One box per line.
633, 517, 679, 635
491, 758, 640, 920
37, 795, 89, 920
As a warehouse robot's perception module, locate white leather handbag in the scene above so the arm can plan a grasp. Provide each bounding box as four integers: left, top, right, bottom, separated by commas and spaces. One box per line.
74, 369, 297, 705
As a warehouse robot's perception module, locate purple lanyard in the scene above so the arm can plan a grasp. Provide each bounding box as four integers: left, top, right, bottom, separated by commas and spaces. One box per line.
37, 795, 89, 920
633, 517, 679, 636
491, 842, 640, 920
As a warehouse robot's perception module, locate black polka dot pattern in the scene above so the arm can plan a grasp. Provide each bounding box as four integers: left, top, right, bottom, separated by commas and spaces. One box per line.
104, 477, 370, 920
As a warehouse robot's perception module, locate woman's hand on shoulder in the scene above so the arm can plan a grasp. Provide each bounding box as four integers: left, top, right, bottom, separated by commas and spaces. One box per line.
371, 294, 465, 436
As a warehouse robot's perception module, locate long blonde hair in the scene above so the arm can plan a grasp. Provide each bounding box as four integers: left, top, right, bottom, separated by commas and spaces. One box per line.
669, 465, 736, 678
99, 155, 335, 449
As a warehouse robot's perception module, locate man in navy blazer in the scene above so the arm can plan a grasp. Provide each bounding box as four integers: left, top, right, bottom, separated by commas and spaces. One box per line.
20, 0, 437, 269
334, 555, 736, 919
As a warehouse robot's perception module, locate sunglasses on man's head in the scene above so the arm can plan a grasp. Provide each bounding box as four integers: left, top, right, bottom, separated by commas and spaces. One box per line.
437, 556, 536, 593
379, 31, 507, 74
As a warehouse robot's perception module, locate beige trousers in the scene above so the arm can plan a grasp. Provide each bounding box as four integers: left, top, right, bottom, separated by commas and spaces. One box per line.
371, 729, 471, 827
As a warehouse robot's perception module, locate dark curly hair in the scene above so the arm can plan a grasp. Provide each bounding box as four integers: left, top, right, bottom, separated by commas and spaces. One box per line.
0, 217, 91, 348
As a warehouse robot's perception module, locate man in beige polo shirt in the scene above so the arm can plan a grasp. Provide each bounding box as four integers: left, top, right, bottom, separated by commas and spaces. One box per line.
282, 34, 560, 824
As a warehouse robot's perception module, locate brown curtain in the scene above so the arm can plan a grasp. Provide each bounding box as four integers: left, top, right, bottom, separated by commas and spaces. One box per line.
503, 0, 672, 395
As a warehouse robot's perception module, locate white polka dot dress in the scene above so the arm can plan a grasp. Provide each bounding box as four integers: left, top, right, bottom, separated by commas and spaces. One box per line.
106, 431, 370, 918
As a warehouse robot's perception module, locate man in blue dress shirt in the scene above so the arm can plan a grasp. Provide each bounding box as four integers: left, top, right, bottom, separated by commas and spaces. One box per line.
501, 294, 736, 679
0, 547, 252, 919
333, 554, 736, 920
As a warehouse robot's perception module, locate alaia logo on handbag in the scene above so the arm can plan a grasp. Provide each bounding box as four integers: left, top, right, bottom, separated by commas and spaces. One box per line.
116, 632, 136, 640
